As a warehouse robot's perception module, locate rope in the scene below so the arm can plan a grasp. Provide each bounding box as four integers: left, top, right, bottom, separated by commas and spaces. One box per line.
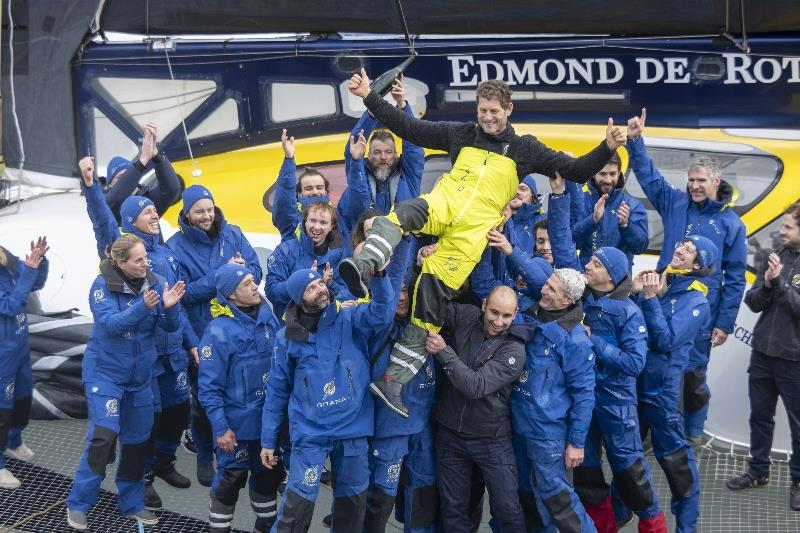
163, 46, 202, 177
0, 498, 67, 533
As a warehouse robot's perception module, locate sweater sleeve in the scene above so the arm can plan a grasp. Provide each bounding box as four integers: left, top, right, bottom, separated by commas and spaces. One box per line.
518, 137, 613, 185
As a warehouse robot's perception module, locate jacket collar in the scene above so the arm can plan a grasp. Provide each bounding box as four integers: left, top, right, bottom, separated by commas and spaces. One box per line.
99, 260, 157, 295
283, 296, 338, 342
533, 301, 585, 335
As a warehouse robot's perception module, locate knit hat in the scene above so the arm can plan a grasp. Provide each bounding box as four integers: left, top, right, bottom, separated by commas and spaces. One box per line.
592, 246, 628, 285
120, 196, 155, 232
107, 156, 130, 180
287, 268, 321, 306
522, 175, 539, 197
214, 263, 252, 299
182, 184, 214, 215
685, 234, 719, 271
554, 268, 587, 303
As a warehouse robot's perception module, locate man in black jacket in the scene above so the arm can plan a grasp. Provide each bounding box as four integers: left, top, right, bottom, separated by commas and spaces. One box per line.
727, 201, 800, 511
424, 285, 528, 533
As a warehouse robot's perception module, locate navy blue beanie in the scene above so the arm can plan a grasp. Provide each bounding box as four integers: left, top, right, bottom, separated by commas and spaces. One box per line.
182, 184, 214, 215
522, 174, 539, 197
107, 156, 130, 180
593, 246, 628, 285
686, 235, 719, 270
120, 196, 155, 232
287, 269, 322, 306
214, 264, 252, 299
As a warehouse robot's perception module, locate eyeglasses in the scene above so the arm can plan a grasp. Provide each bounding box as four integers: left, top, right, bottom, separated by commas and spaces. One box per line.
675, 241, 698, 255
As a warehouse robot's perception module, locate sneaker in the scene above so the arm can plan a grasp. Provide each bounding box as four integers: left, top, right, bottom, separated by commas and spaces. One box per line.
126, 509, 159, 525
322, 513, 332, 528
154, 454, 192, 489
339, 258, 371, 299
726, 472, 769, 491
6, 443, 34, 462
369, 379, 408, 418
0, 468, 20, 489
66, 508, 88, 530
791, 482, 800, 511
321, 465, 332, 486
181, 429, 197, 455
197, 458, 215, 487
144, 477, 163, 511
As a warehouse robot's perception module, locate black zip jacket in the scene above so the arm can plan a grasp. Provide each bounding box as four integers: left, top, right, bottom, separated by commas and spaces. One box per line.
433, 303, 531, 437
363, 89, 613, 182
744, 245, 800, 361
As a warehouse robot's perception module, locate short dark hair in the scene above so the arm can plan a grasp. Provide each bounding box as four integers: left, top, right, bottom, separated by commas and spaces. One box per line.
607, 151, 622, 171
533, 219, 548, 233
476, 80, 513, 109
350, 208, 383, 249
295, 167, 330, 195
785, 201, 800, 225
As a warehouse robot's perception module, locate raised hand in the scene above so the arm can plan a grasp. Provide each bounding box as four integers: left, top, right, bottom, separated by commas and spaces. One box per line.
24, 236, 49, 269
78, 156, 95, 187
391, 75, 406, 108
162, 280, 186, 309
143, 288, 160, 309
627, 108, 647, 141
349, 129, 367, 160
550, 171, 565, 195
642, 271, 660, 299
617, 200, 630, 227
139, 123, 158, 166
487, 228, 513, 256
228, 252, 245, 266
323, 263, 333, 286
605, 118, 626, 150
281, 128, 295, 159
425, 331, 446, 355
764, 252, 783, 288
348, 68, 372, 98
593, 194, 609, 223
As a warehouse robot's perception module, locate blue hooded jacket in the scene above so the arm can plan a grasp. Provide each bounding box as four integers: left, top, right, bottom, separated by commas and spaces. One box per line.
626, 136, 746, 334
509, 303, 596, 447
636, 273, 710, 410
0, 248, 48, 374
337, 105, 425, 234
260, 274, 395, 449
82, 182, 198, 366
166, 207, 262, 339
271, 157, 332, 243
265, 223, 349, 323
566, 177, 649, 268
84, 262, 179, 387
198, 291, 280, 441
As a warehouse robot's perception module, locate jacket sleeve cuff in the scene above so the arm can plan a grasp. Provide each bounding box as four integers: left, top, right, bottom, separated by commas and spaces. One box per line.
435, 346, 458, 367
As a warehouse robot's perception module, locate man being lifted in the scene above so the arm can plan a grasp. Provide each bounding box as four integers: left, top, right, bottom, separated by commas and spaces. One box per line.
341, 68, 626, 416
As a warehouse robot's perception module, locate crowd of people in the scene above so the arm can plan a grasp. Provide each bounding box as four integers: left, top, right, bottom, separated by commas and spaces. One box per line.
0, 70, 798, 533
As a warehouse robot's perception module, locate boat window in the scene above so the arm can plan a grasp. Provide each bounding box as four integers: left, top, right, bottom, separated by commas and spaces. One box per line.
745, 216, 785, 271
188, 98, 241, 140
91, 107, 139, 177
268, 83, 337, 122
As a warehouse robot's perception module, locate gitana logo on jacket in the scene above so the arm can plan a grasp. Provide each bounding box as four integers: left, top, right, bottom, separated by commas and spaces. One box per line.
176, 371, 189, 390
201, 345, 212, 360
4, 383, 14, 400
106, 399, 119, 416
322, 380, 336, 400
387, 462, 402, 481
303, 466, 319, 486
94, 288, 104, 302
519, 370, 529, 384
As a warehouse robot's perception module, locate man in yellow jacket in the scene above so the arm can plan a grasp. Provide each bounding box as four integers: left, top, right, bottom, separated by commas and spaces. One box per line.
340, 69, 626, 416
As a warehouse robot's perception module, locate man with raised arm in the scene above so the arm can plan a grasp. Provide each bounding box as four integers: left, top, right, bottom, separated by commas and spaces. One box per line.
625, 108, 747, 443
341, 68, 626, 416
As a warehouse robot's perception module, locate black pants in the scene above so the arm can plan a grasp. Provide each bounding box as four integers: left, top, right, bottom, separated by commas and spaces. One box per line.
435, 426, 524, 533
748, 350, 800, 482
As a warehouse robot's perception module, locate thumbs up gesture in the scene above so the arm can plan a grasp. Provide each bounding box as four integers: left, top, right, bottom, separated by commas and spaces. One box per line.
605, 117, 626, 150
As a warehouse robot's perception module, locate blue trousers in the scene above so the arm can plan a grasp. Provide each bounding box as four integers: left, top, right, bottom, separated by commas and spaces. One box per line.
273, 436, 370, 530
67, 380, 154, 515
579, 404, 661, 519
747, 351, 800, 482
370, 427, 438, 532
638, 403, 699, 533
514, 435, 597, 533
683, 329, 712, 438
0, 359, 32, 470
